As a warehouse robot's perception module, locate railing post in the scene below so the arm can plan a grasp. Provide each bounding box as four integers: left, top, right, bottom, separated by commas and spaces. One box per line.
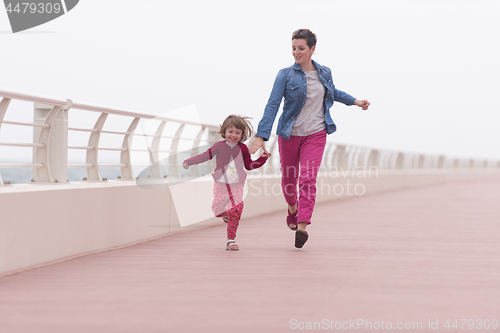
417, 154, 425, 169
148, 120, 167, 179
0, 98, 10, 130
86, 113, 108, 181
0, 98, 12, 185
33, 102, 68, 183
378, 151, 388, 169
351, 146, 361, 169
333, 144, 348, 170
168, 124, 186, 178
189, 126, 206, 178
437, 155, 445, 169
367, 149, 380, 169
395, 152, 405, 169
358, 147, 370, 169
119, 117, 140, 180
0, 97, 10, 185
322, 144, 333, 172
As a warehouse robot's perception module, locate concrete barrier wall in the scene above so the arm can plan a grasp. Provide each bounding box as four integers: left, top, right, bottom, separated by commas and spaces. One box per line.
1, 170, 500, 276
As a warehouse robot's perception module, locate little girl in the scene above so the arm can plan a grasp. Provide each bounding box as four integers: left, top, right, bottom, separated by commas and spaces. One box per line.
183, 115, 271, 251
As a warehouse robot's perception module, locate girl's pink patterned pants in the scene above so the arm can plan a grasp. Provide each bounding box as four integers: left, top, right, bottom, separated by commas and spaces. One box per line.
212, 182, 244, 239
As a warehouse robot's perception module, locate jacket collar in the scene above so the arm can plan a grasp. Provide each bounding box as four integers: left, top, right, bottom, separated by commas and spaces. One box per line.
312, 59, 324, 71
293, 59, 324, 72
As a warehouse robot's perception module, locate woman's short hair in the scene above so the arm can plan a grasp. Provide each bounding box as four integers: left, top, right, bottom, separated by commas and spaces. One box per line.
219, 114, 253, 142
292, 29, 317, 49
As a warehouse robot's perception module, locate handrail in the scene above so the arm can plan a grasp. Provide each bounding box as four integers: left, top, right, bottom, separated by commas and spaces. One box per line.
1, 86, 499, 185
70, 101, 215, 128
2, 120, 50, 128
0, 88, 68, 106
0, 163, 44, 168
0, 142, 45, 148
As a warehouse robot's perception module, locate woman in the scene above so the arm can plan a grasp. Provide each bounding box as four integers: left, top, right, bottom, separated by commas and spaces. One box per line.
249, 29, 370, 249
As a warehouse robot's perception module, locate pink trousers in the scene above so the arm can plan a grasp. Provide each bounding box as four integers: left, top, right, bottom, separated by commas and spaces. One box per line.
278, 130, 327, 224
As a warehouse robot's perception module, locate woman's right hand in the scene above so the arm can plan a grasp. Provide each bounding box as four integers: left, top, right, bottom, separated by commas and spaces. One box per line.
249, 136, 267, 155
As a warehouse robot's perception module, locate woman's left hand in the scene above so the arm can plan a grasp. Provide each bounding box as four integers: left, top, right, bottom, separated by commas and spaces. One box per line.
355, 99, 370, 110
249, 136, 267, 155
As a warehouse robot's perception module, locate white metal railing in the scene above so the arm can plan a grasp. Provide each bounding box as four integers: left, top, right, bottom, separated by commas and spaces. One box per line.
0, 88, 220, 185
0, 87, 499, 185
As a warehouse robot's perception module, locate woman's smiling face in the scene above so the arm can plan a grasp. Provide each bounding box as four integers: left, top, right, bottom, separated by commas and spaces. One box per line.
292, 38, 315, 67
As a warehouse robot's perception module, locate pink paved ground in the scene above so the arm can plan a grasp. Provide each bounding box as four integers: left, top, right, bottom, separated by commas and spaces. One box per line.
1, 178, 500, 333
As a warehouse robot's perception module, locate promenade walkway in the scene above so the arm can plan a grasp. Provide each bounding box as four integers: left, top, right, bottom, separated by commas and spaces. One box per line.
1, 177, 499, 333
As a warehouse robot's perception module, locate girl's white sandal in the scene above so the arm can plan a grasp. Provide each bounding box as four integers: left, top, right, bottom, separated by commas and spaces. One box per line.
226, 239, 239, 251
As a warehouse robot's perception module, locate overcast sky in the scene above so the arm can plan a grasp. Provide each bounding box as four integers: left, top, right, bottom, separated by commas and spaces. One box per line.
1, 0, 499, 161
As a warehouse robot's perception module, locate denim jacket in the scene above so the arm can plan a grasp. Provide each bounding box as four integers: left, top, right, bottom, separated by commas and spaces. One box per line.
256, 59, 356, 141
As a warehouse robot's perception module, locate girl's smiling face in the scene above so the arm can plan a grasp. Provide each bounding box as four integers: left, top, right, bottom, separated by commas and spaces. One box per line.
225, 126, 242, 144
292, 38, 315, 67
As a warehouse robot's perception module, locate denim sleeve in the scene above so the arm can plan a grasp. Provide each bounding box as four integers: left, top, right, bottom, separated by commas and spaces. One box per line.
333, 85, 356, 106
324, 66, 356, 106
255, 69, 287, 141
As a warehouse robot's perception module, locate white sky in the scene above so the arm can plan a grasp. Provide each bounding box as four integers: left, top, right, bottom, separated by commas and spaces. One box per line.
1, 0, 499, 161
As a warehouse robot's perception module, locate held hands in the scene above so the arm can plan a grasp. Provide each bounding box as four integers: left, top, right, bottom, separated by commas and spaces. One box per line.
261, 151, 272, 159
249, 136, 267, 155
354, 99, 370, 111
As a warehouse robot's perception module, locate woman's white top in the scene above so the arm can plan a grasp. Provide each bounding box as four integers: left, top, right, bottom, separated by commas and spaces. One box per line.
290, 69, 326, 136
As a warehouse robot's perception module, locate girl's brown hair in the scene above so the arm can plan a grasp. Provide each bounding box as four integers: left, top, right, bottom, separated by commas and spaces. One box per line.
219, 114, 253, 142
292, 28, 317, 49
